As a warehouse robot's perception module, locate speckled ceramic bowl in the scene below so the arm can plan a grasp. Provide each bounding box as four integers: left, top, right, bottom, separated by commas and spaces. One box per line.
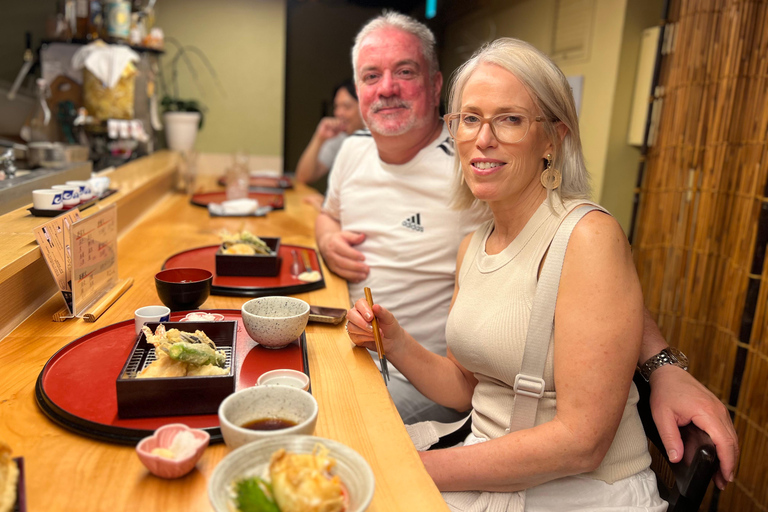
218, 385, 317, 450
136, 423, 210, 479
241, 296, 310, 349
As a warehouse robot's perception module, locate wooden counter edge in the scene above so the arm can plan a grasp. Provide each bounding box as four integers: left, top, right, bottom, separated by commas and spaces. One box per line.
0, 151, 180, 340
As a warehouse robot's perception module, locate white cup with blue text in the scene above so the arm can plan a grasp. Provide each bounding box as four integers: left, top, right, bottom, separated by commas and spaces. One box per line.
32, 189, 64, 210
51, 184, 81, 207
134, 306, 171, 336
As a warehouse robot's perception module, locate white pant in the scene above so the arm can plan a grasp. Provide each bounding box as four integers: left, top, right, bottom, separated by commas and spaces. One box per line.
371, 350, 466, 424
444, 433, 667, 512
387, 371, 467, 424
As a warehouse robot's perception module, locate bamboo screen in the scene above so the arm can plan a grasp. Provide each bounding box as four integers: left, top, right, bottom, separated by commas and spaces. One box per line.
632, 0, 768, 510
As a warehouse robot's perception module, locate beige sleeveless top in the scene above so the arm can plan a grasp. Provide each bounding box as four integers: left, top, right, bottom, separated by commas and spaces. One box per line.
446, 199, 651, 483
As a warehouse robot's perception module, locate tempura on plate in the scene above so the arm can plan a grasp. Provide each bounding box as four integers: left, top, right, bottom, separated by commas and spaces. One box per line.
0, 438, 18, 512
137, 324, 229, 378
269, 444, 345, 512
219, 229, 274, 256
230, 444, 347, 512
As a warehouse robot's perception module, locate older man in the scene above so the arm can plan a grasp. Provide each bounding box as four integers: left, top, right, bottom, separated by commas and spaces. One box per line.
316, 12, 738, 490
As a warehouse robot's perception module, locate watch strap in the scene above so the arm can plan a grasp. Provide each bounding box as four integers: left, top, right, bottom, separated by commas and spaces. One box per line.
639, 347, 688, 381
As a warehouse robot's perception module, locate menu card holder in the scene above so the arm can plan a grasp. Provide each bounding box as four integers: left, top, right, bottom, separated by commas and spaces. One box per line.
36, 204, 126, 322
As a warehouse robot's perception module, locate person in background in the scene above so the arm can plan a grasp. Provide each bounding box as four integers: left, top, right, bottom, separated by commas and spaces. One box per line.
295, 79, 365, 206
317, 11, 738, 491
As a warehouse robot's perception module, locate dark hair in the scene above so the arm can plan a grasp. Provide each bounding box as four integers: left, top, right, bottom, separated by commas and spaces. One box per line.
333, 79, 357, 101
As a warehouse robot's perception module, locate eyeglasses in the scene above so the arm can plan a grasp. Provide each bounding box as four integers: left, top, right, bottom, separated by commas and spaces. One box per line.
443, 112, 546, 144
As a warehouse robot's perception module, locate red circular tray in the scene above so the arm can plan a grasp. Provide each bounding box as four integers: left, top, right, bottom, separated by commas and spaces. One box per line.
216, 175, 293, 189
35, 310, 309, 445
190, 191, 284, 209
162, 244, 326, 297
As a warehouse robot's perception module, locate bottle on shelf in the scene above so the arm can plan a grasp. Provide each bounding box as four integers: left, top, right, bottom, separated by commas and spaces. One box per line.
64, 0, 77, 41
75, 0, 89, 39
104, 0, 131, 43
88, 0, 103, 40
28, 79, 52, 143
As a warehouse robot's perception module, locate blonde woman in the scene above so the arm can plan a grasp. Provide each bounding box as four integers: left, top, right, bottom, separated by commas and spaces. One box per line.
347, 38, 666, 511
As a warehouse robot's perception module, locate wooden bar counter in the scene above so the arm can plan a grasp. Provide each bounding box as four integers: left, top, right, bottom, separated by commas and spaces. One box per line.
0, 152, 449, 512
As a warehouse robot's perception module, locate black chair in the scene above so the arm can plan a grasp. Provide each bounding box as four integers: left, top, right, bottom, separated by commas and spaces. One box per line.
633, 371, 719, 512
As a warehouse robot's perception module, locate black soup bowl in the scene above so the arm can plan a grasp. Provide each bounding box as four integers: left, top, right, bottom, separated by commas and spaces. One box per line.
155, 268, 213, 311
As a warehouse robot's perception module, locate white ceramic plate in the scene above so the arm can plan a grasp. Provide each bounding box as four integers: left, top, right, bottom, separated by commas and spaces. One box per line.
209, 435, 375, 512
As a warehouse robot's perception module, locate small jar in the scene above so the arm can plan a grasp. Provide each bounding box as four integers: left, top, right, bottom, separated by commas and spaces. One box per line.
104, 0, 130, 42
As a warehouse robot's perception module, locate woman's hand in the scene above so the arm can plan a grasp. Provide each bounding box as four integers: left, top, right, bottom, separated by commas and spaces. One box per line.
316, 117, 345, 141
346, 298, 406, 357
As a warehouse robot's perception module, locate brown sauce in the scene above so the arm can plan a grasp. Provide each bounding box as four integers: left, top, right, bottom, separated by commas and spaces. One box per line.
241, 417, 297, 431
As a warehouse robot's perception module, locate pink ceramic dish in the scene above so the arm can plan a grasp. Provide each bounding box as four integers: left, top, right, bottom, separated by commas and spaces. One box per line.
136, 423, 210, 479
179, 312, 226, 322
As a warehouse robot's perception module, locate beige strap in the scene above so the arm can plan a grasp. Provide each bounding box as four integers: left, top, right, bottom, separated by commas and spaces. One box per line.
508, 205, 601, 433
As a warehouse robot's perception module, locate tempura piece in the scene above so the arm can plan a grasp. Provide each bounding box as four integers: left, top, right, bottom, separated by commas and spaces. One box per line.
137, 349, 187, 378
137, 325, 228, 378
186, 364, 229, 376
269, 444, 344, 512
223, 243, 256, 255
0, 439, 18, 512
219, 229, 274, 255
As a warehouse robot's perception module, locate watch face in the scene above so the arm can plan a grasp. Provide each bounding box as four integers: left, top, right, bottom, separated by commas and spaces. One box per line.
668, 347, 689, 366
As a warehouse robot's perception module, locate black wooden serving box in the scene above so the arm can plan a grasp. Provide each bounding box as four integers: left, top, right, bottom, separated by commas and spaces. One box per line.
116, 321, 237, 419
215, 237, 281, 277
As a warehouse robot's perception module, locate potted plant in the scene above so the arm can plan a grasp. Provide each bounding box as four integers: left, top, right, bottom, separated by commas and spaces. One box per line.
159, 38, 222, 151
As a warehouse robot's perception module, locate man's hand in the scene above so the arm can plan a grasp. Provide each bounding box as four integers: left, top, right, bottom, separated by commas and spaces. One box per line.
649, 365, 739, 490
318, 229, 369, 283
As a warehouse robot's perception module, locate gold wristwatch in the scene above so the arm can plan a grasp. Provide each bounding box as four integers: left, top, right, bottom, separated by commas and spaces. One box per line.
638, 347, 689, 382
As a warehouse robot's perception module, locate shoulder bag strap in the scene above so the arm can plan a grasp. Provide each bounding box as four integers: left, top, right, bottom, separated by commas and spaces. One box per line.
508, 204, 601, 433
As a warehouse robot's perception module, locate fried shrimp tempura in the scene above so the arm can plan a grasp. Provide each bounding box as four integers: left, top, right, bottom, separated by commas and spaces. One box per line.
269, 444, 344, 512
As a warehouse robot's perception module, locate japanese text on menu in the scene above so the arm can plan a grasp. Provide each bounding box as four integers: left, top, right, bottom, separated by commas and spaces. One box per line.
72, 204, 118, 317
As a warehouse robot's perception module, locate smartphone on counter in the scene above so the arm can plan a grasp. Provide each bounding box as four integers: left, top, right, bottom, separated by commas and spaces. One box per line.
308, 305, 347, 324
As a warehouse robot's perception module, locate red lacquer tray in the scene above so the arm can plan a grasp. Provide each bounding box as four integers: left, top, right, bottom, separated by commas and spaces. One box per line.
217, 175, 293, 189
35, 310, 309, 445
162, 244, 326, 297
190, 191, 284, 210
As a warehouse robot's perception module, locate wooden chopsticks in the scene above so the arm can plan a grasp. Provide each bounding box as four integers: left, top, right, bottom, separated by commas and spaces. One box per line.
364, 287, 390, 385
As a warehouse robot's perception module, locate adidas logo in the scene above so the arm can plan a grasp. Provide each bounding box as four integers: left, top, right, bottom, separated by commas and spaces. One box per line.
402, 213, 424, 232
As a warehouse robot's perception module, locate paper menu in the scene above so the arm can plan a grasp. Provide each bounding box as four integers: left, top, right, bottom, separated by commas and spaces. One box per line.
71, 204, 118, 316
34, 209, 82, 313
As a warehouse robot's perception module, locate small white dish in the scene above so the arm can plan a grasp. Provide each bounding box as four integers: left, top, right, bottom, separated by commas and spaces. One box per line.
257, 369, 310, 391
179, 312, 226, 322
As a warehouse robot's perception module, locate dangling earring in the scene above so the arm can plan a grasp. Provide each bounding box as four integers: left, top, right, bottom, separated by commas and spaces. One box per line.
540, 153, 562, 190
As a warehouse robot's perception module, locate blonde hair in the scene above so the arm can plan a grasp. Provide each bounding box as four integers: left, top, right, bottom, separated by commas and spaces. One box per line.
447, 38, 591, 212
351, 11, 439, 83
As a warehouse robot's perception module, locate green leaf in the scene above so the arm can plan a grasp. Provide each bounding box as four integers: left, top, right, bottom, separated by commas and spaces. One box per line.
234, 477, 280, 512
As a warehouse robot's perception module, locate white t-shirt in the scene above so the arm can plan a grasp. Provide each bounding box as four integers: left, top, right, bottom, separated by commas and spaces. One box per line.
323, 126, 483, 364
317, 132, 348, 169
